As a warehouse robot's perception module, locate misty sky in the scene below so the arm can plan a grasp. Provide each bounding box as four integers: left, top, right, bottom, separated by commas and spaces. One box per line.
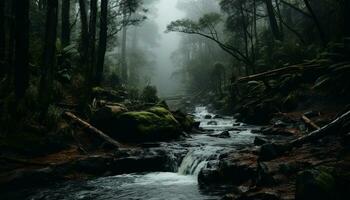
151, 0, 184, 97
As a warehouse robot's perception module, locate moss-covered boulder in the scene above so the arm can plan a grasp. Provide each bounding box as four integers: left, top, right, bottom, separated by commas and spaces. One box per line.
109, 107, 182, 142
171, 110, 195, 132
91, 105, 128, 132
296, 167, 336, 200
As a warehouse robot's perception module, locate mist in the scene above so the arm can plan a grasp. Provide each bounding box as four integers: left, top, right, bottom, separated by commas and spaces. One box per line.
151, 0, 184, 97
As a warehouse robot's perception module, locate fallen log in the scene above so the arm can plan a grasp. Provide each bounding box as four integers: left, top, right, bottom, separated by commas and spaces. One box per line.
290, 110, 350, 147
236, 63, 323, 83
259, 110, 350, 161
64, 112, 123, 149
301, 115, 320, 130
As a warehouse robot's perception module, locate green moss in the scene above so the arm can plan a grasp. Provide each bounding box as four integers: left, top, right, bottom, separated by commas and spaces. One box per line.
111, 109, 181, 142
296, 168, 336, 200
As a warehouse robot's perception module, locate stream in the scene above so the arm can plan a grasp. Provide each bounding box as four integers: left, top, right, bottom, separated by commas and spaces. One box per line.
28, 107, 261, 200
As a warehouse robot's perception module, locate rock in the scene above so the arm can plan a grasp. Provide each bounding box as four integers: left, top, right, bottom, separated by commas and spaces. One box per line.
91, 105, 128, 139
209, 131, 231, 138
254, 137, 267, 146
193, 121, 201, 129
260, 127, 299, 136
213, 115, 224, 119
258, 143, 286, 161
110, 107, 182, 142
198, 152, 257, 186
198, 161, 221, 186
172, 110, 195, 132
295, 168, 336, 200
304, 111, 320, 118
204, 115, 212, 119
236, 192, 280, 200
256, 162, 276, 186
0, 167, 57, 192
92, 87, 126, 102
341, 132, 350, 147
207, 121, 218, 125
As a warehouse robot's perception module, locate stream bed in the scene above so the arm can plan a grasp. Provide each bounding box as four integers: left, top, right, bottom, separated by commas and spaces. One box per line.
28, 107, 261, 200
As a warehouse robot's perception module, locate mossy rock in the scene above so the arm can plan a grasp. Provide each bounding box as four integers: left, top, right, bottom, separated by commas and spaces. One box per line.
172, 110, 195, 132
91, 105, 128, 132
296, 167, 336, 200
110, 107, 182, 142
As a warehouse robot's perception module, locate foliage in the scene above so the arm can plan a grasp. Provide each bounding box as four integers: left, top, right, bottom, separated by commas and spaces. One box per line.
140, 85, 159, 103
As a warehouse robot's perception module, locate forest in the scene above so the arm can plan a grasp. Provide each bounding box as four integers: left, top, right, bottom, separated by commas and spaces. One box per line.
0, 0, 349, 199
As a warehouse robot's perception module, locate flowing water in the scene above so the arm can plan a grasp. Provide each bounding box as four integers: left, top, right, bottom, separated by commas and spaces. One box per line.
28, 107, 260, 200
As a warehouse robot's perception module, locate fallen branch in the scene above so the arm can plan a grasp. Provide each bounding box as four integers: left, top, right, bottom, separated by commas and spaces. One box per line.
290, 110, 350, 147
236, 63, 323, 83
301, 115, 320, 131
64, 112, 123, 149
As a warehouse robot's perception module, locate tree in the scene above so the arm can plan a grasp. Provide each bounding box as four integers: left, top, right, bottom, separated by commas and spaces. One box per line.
0, 0, 5, 66
39, 0, 58, 110
265, 0, 283, 41
78, 0, 89, 65
120, 13, 128, 84
344, 0, 350, 37
95, 0, 108, 85
302, 0, 327, 45
86, 0, 97, 94
61, 0, 71, 48
167, 13, 252, 68
13, 0, 30, 99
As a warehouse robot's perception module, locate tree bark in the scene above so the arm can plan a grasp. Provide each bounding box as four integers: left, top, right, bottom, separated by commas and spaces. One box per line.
290, 110, 350, 147
64, 112, 123, 149
0, 0, 5, 66
265, 0, 283, 41
86, 0, 97, 97
302, 0, 327, 45
344, 0, 350, 37
39, 0, 58, 111
61, 0, 71, 47
95, 0, 108, 86
78, 0, 89, 65
121, 15, 128, 84
13, 0, 30, 99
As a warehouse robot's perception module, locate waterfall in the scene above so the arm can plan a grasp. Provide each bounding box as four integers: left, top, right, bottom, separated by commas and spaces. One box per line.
177, 147, 222, 176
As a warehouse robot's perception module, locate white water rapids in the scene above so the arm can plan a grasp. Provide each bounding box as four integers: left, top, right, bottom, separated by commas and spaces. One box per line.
28, 106, 260, 200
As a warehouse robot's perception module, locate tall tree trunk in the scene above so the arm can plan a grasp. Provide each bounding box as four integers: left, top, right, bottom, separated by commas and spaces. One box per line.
7, 0, 15, 79
121, 11, 128, 84
78, 0, 89, 65
129, 27, 139, 85
39, 0, 58, 111
95, 0, 108, 86
265, 0, 283, 41
343, 0, 350, 37
0, 0, 6, 78
0, 0, 5, 63
13, 0, 29, 99
87, 0, 97, 89
61, 0, 70, 47
302, 0, 327, 45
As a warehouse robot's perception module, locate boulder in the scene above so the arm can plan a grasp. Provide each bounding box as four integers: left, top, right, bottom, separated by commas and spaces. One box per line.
204, 115, 212, 119
91, 105, 128, 133
295, 168, 336, 200
209, 131, 231, 138
258, 143, 286, 161
207, 121, 218, 125
254, 137, 267, 146
172, 110, 196, 132
109, 107, 182, 142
